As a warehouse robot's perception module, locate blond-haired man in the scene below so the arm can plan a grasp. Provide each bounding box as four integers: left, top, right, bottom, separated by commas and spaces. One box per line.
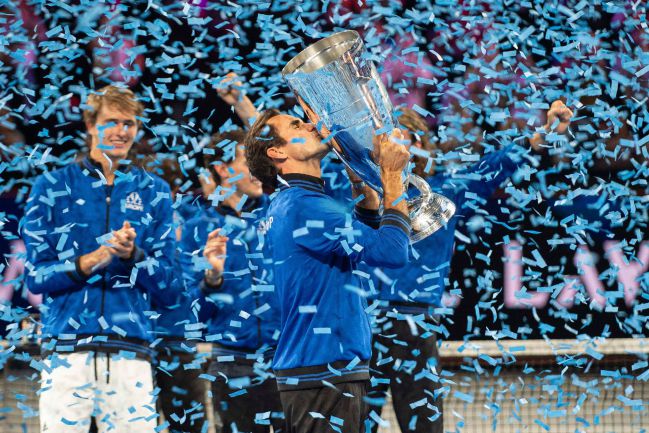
22, 85, 177, 432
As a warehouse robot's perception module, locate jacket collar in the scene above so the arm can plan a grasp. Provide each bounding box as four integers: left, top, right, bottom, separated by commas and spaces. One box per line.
80, 155, 133, 179
278, 173, 325, 194
214, 196, 263, 218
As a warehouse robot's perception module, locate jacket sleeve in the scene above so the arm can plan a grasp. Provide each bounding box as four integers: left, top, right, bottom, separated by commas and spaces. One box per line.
21, 175, 90, 294
452, 143, 527, 209
354, 206, 381, 229
293, 193, 411, 268
119, 180, 180, 306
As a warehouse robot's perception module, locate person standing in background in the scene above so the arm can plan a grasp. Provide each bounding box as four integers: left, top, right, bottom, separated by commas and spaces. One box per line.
367, 102, 573, 433
22, 85, 178, 433
181, 130, 284, 433
144, 73, 262, 433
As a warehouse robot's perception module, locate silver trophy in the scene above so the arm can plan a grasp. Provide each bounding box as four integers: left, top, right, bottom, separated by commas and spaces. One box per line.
282, 30, 455, 242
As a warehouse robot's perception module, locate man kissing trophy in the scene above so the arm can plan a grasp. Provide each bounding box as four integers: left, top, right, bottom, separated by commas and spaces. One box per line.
282, 30, 456, 242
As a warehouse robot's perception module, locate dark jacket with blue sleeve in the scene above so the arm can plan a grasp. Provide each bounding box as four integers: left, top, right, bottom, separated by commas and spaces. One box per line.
265, 174, 411, 390
179, 197, 281, 363
371, 144, 528, 314
21, 157, 178, 360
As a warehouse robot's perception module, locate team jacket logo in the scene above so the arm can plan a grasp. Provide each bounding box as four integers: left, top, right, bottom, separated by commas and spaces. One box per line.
258, 216, 273, 234
125, 192, 144, 211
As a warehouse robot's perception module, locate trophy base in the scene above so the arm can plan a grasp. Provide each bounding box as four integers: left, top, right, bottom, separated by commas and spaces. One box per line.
408, 192, 457, 243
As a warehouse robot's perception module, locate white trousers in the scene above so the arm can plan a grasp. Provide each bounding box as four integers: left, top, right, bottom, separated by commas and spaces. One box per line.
39, 352, 157, 433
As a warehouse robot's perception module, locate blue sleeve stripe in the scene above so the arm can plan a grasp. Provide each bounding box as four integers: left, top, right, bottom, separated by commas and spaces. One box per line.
382, 213, 410, 226
382, 214, 409, 225
380, 209, 411, 234
380, 219, 410, 234
380, 217, 409, 227
383, 209, 410, 222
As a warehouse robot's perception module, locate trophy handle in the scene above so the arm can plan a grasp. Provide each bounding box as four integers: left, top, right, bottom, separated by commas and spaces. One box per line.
407, 173, 432, 200
406, 174, 457, 243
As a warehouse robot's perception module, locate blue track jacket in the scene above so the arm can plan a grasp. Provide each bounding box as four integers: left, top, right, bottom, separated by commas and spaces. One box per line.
180, 197, 281, 362
21, 157, 177, 359
264, 174, 410, 390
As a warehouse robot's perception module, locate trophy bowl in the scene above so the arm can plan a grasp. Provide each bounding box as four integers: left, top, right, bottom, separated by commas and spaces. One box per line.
282, 30, 455, 242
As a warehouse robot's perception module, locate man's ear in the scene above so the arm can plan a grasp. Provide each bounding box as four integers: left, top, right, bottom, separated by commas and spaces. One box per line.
86, 122, 97, 148
267, 146, 287, 161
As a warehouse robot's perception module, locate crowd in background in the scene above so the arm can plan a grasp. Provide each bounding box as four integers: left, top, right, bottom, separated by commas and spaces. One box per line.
0, 1, 647, 432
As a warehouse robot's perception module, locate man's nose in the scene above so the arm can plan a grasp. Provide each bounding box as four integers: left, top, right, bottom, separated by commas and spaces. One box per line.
305, 123, 316, 132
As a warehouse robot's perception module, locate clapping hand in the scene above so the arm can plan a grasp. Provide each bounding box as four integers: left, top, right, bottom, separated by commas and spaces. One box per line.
204, 228, 228, 286
108, 221, 137, 260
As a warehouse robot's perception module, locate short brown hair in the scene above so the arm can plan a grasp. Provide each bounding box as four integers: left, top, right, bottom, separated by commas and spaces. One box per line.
83, 85, 144, 127
204, 129, 247, 185
244, 109, 285, 190
398, 107, 435, 177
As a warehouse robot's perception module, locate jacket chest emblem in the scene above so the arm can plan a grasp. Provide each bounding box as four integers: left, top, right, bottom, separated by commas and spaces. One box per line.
258, 216, 273, 235
125, 192, 144, 211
